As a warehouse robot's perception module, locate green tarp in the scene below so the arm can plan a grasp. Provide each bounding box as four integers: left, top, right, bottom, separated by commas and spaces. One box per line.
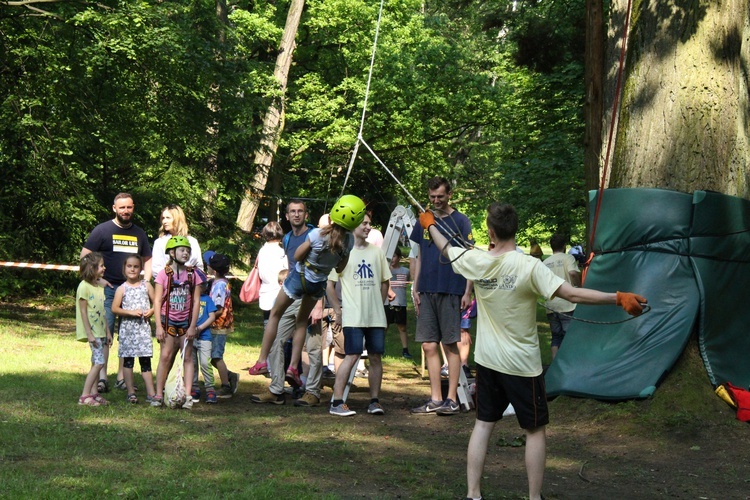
545, 188, 750, 399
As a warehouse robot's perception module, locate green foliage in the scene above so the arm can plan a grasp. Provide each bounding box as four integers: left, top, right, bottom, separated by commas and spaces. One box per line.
0, 0, 588, 296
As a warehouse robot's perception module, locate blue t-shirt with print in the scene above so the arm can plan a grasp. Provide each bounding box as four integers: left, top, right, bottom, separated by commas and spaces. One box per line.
197, 294, 217, 341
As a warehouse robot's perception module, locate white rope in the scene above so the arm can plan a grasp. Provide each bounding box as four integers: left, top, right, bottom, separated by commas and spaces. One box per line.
339, 0, 425, 218
341, 0, 385, 196
358, 137, 424, 212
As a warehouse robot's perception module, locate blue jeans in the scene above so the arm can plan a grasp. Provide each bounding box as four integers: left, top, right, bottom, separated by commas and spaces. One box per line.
343, 327, 385, 355
104, 285, 117, 336
282, 268, 327, 300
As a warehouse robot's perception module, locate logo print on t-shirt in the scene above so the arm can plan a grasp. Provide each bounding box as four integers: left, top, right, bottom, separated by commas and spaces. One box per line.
112, 234, 139, 254
353, 259, 374, 280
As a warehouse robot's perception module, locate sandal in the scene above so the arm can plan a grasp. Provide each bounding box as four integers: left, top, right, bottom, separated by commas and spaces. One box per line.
92, 394, 110, 406
248, 361, 268, 376
97, 379, 109, 393
78, 395, 101, 407
115, 379, 139, 391
127, 393, 138, 404
285, 366, 302, 388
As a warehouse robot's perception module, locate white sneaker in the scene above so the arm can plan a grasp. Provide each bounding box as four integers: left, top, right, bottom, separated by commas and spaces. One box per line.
182, 398, 194, 410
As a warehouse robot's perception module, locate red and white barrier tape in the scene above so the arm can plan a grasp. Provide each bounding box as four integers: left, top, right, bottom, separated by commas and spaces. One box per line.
1, 261, 79, 271
0, 261, 247, 280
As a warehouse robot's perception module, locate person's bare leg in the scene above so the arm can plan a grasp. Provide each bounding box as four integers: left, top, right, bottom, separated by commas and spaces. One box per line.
332, 354, 359, 400
423, 342, 443, 401
443, 341, 460, 401
155, 337, 177, 397
525, 425, 546, 500
459, 329, 471, 366
466, 419, 495, 499
397, 323, 409, 350
367, 353, 382, 399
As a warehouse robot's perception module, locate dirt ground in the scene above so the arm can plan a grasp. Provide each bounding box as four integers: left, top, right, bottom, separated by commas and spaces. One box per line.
259, 350, 750, 500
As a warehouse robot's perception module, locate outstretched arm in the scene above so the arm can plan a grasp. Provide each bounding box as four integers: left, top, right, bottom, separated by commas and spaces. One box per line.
554, 282, 647, 316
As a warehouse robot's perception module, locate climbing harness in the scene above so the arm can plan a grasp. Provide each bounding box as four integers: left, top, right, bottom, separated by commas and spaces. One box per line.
163, 264, 195, 337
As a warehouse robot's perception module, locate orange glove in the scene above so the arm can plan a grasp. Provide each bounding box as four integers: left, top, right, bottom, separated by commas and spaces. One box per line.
419, 210, 436, 229
616, 291, 648, 316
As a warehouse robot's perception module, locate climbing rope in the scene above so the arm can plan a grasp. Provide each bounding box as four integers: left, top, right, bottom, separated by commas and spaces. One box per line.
341, 0, 386, 198
584, 0, 635, 285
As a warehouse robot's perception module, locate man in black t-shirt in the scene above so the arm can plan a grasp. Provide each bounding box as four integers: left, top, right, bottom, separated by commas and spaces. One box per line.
81, 193, 152, 392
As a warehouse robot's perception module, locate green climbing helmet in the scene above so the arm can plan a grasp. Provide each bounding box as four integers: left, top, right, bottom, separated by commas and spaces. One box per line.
330, 195, 366, 231
165, 235, 191, 253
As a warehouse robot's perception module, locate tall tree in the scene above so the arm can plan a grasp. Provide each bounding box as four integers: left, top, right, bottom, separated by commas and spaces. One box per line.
605, 0, 750, 194
236, 0, 305, 232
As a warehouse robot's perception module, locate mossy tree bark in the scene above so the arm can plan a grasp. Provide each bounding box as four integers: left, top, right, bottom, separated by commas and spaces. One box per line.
603, 0, 750, 195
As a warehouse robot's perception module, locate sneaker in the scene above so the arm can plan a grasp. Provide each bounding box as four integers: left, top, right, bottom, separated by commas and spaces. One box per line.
462, 365, 473, 379
294, 392, 320, 407
145, 394, 158, 404
411, 399, 443, 414
191, 388, 201, 403
150, 396, 163, 408
218, 384, 233, 399
402, 351, 413, 359
285, 367, 302, 388
205, 389, 218, 404
322, 366, 335, 379
367, 402, 385, 415
329, 403, 356, 417
182, 398, 193, 410
440, 364, 449, 377
436, 398, 460, 416
228, 371, 239, 394
355, 368, 369, 378
250, 388, 285, 405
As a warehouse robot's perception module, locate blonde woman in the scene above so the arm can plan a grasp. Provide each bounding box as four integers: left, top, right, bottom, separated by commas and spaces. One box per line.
151, 205, 203, 276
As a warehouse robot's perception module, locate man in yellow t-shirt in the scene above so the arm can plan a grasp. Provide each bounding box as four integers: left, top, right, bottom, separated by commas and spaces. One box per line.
543, 233, 581, 359
327, 213, 391, 417
418, 203, 647, 500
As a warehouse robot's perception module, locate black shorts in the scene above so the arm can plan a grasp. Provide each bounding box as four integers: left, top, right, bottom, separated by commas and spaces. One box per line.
475, 364, 549, 430
384, 305, 407, 326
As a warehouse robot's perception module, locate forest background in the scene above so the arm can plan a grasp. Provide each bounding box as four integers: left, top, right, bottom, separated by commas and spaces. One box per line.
1, 0, 618, 297
0, 0, 585, 297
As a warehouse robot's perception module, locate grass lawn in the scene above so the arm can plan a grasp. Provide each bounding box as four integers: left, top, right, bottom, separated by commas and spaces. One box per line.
3, 295, 747, 499
0, 293, 554, 499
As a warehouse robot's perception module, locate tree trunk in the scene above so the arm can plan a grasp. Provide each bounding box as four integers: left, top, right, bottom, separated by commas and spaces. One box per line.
583, 0, 605, 248
604, 0, 750, 195
584, 0, 604, 195
236, 0, 305, 232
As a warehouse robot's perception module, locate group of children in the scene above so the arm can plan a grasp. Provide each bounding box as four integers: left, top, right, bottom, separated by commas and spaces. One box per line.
75, 238, 236, 407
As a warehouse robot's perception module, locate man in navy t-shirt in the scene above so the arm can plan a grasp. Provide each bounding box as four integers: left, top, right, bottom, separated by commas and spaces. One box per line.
410, 177, 474, 416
